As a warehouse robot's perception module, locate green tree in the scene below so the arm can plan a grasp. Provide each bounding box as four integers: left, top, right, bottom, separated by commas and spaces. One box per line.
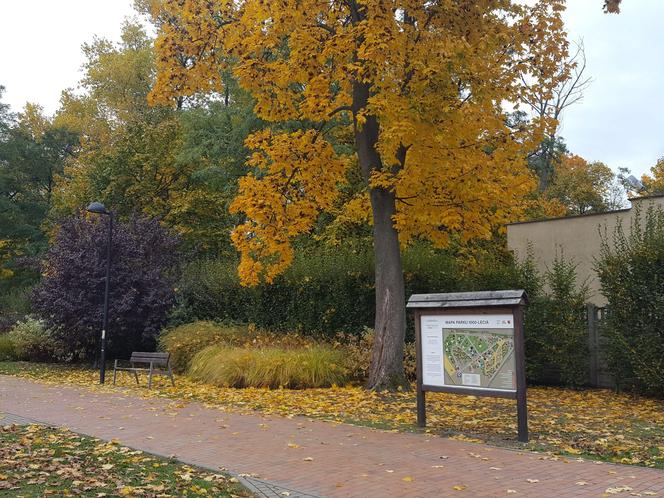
53, 22, 259, 254
0, 97, 78, 284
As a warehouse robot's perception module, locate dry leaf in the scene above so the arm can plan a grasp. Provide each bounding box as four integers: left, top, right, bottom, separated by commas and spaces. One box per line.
605, 486, 633, 494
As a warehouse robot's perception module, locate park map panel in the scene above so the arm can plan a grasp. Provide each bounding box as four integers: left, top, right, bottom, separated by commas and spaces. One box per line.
443, 328, 515, 389
421, 314, 516, 391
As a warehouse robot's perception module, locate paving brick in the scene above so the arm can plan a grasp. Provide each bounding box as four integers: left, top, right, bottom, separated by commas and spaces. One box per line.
1, 375, 663, 498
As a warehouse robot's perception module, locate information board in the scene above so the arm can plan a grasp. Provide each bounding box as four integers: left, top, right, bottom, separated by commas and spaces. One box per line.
409, 290, 528, 441
421, 314, 516, 392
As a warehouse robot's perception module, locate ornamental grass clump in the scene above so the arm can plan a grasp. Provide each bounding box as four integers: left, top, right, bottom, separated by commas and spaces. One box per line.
159, 321, 248, 372
188, 345, 349, 389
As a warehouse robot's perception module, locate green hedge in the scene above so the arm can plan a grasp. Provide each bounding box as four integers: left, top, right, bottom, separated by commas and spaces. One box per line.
596, 206, 664, 396
524, 256, 589, 387
172, 244, 462, 338
6, 317, 60, 362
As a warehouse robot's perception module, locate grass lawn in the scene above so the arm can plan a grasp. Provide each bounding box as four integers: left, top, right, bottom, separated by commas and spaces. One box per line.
1, 361, 663, 470
0, 423, 251, 497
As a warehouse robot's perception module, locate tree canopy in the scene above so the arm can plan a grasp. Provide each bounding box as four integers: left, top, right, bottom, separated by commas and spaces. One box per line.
0, 95, 78, 284
52, 21, 259, 254
546, 154, 624, 215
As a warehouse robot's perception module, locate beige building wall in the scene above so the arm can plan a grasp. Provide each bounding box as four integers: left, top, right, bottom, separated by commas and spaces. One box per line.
506, 195, 664, 305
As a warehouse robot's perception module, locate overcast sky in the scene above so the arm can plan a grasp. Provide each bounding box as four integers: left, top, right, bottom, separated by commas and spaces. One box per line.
0, 1, 662, 177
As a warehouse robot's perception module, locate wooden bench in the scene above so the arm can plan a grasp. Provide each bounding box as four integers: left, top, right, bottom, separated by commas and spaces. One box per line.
113, 352, 175, 389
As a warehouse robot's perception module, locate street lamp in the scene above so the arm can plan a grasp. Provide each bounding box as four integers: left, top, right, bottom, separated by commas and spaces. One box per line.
86, 202, 113, 384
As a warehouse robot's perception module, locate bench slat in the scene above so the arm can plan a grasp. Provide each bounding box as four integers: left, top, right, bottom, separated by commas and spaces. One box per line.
130, 352, 169, 365
132, 361, 168, 367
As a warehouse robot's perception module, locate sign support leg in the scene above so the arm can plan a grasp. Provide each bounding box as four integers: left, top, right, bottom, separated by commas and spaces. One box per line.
417, 388, 426, 427
516, 388, 528, 442
514, 305, 528, 442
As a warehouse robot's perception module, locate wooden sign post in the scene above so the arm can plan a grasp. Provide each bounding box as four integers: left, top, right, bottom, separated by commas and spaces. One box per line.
407, 290, 528, 442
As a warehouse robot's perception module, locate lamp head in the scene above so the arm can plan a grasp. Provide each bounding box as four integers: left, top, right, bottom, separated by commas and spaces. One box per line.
86, 201, 109, 215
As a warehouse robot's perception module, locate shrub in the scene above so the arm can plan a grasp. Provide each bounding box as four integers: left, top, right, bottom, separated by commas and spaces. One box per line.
596, 206, 664, 395
336, 328, 417, 383
170, 259, 251, 327
32, 215, 181, 361
0, 286, 32, 316
0, 314, 20, 335
174, 244, 461, 338
188, 344, 349, 389
159, 321, 248, 372
0, 286, 33, 333
6, 317, 59, 362
525, 255, 589, 387
0, 335, 15, 360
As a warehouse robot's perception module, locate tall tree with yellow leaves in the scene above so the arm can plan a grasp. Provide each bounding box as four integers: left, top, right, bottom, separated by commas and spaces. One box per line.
641, 157, 664, 194
546, 154, 623, 215
150, 0, 569, 389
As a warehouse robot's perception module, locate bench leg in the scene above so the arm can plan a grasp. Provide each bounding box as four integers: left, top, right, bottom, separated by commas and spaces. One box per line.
113, 368, 117, 385
148, 363, 153, 389
134, 370, 140, 385
168, 367, 175, 387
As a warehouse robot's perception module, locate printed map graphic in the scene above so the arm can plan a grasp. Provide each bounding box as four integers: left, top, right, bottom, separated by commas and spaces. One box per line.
442, 328, 516, 390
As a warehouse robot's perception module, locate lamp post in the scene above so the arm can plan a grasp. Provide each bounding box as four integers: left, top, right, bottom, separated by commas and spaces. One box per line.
86, 202, 113, 384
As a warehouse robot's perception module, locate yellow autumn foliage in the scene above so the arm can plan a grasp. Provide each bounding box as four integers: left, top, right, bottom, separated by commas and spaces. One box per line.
149, 0, 571, 285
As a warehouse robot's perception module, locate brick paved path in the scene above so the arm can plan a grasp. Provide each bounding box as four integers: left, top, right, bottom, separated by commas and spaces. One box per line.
1, 375, 663, 498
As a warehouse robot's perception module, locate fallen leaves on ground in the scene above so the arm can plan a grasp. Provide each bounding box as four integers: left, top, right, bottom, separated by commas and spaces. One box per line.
1, 361, 663, 469
0, 423, 251, 497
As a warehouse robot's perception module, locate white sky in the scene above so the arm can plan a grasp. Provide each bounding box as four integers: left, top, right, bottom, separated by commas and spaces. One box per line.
0, 0, 662, 177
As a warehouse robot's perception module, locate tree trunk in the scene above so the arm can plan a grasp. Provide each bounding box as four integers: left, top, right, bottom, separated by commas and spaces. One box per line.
365, 186, 408, 390
352, 80, 408, 391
